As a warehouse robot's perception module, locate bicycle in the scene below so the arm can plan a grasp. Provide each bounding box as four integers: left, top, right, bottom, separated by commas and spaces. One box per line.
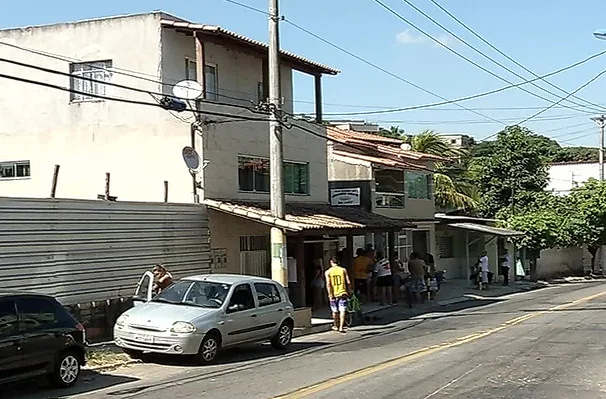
345, 292, 364, 328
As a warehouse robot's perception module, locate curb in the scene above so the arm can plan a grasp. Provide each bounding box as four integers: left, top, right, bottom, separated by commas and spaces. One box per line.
84, 359, 141, 372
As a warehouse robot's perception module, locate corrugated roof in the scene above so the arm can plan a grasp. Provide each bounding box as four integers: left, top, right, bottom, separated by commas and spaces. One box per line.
204, 199, 411, 232
447, 223, 524, 237
161, 19, 340, 76
327, 127, 404, 144
332, 150, 420, 170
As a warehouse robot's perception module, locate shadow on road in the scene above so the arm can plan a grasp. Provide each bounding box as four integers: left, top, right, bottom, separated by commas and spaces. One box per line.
140, 341, 329, 367
2, 370, 139, 399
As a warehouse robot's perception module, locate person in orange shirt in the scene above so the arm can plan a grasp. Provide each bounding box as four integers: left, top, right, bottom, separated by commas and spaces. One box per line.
352, 248, 373, 303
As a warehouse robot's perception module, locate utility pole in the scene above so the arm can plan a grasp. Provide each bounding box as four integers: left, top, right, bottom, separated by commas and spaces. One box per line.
591, 115, 606, 274
591, 115, 605, 181
268, 0, 287, 287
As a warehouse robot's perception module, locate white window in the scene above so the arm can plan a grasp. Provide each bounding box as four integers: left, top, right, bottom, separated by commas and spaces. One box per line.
70, 60, 112, 102
184, 59, 218, 101
0, 161, 30, 179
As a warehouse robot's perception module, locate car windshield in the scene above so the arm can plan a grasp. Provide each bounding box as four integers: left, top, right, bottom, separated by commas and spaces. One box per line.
152, 280, 231, 308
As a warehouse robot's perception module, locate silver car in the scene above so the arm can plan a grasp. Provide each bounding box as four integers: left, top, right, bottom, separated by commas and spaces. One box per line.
113, 274, 295, 363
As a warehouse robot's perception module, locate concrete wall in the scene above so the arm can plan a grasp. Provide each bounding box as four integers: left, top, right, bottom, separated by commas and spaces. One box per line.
536, 247, 587, 279
435, 226, 485, 280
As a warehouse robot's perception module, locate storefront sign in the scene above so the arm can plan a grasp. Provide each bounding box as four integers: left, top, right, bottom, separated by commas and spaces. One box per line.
330, 188, 361, 206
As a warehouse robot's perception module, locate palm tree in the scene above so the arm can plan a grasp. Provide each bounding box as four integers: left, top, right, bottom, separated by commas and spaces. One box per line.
377, 125, 405, 139
408, 130, 478, 211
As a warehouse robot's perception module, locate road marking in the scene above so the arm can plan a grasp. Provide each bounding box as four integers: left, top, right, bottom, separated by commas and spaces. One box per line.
273, 290, 606, 399
423, 363, 482, 399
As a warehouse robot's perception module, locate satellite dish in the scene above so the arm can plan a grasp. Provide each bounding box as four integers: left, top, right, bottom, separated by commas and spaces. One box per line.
182, 146, 201, 171
400, 143, 412, 151
172, 80, 203, 100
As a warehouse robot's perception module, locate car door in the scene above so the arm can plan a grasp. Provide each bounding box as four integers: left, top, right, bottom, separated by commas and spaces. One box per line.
133, 271, 154, 306
221, 283, 261, 345
16, 296, 67, 372
0, 298, 23, 380
253, 282, 284, 339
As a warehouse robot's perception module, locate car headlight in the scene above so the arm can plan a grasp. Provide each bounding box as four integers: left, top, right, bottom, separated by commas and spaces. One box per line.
115, 315, 128, 327
170, 321, 196, 333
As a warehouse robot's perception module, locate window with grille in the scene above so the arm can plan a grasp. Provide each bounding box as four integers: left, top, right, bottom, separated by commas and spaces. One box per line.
238, 156, 309, 195
70, 60, 112, 102
240, 236, 269, 252
0, 161, 30, 179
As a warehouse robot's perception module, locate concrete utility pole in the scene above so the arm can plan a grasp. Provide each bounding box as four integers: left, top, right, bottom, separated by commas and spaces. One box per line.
268, 0, 288, 286
591, 115, 606, 181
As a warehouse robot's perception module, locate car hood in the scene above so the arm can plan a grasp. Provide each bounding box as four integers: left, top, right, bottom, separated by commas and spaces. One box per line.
123, 302, 216, 330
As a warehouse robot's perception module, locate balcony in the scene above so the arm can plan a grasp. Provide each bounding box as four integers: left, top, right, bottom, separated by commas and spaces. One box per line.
376, 192, 405, 208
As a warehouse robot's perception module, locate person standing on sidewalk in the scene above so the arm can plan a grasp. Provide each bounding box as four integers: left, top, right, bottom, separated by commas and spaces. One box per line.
479, 251, 490, 288
408, 252, 427, 304
353, 248, 373, 303
325, 256, 352, 333
501, 249, 511, 286
373, 251, 393, 306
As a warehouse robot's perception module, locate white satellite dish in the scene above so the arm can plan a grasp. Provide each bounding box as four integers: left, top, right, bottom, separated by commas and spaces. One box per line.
400, 143, 412, 151
172, 80, 203, 100
182, 146, 201, 171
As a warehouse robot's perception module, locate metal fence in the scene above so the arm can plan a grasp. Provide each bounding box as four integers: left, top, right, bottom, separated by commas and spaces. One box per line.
0, 197, 211, 305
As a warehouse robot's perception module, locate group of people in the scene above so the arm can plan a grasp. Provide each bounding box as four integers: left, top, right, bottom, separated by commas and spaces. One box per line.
352, 247, 440, 306
322, 247, 444, 333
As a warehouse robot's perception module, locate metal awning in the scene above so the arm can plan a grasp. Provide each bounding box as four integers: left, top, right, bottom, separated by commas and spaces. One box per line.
448, 223, 524, 237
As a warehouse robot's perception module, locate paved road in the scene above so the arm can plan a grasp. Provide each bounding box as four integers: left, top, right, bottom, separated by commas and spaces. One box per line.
7, 281, 606, 399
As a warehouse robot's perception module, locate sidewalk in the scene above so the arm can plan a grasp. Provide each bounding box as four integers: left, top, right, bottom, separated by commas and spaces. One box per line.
302, 278, 546, 337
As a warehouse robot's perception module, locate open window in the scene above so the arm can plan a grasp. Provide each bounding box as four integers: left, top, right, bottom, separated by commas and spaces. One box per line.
226, 284, 255, 313
133, 271, 154, 306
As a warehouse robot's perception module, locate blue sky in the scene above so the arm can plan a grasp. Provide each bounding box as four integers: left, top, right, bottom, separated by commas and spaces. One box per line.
2, 0, 606, 146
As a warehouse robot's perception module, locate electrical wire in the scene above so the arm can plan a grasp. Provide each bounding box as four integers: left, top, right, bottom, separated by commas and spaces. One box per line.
374, 0, 601, 114
318, 49, 606, 117
427, 0, 605, 112
400, 0, 603, 113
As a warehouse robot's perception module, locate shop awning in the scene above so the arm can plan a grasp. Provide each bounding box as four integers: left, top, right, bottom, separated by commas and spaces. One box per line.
447, 222, 524, 237
203, 199, 413, 233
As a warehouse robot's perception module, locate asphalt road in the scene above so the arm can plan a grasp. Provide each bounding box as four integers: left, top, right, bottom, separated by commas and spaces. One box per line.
7, 281, 606, 399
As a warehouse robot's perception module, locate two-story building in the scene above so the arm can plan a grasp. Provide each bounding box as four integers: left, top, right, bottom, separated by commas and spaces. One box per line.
0, 12, 408, 307
326, 128, 443, 263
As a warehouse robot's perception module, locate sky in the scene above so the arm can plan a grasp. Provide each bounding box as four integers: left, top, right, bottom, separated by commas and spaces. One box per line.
2, 0, 606, 146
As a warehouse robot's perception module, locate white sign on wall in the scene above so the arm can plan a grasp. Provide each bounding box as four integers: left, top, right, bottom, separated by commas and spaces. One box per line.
330, 188, 361, 206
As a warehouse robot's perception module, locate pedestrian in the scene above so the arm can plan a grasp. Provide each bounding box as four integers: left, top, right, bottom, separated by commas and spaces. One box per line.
325, 256, 352, 333
311, 263, 325, 311
152, 264, 173, 295
479, 251, 489, 289
501, 249, 511, 286
407, 252, 427, 304
352, 248, 373, 303
373, 251, 393, 306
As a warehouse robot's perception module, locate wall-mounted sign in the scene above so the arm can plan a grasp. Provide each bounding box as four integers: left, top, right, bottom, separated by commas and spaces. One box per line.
330, 188, 361, 206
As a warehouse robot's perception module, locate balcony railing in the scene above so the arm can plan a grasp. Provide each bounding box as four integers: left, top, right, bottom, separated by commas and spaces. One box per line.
376, 192, 405, 208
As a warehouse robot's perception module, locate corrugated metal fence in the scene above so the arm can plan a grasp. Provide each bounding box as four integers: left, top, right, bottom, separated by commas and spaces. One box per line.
0, 197, 211, 305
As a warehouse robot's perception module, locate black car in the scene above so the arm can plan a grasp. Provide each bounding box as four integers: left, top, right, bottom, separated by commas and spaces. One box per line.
0, 290, 86, 388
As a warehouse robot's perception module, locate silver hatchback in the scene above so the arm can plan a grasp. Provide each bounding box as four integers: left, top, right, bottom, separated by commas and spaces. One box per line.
113, 274, 295, 363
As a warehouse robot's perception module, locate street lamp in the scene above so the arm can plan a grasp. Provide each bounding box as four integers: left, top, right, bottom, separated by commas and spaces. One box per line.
594, 29, 606, 40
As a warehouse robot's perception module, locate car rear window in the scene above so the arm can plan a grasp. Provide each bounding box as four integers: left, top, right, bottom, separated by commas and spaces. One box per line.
16, 297, 74, 331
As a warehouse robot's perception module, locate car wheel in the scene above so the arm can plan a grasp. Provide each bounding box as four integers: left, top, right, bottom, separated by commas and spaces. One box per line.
197, 332, 221, 364
52, 350, 81, 388
271, 321, 293, 350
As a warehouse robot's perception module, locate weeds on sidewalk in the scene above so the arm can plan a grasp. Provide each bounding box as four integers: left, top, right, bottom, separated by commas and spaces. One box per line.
86, 348, 130, 368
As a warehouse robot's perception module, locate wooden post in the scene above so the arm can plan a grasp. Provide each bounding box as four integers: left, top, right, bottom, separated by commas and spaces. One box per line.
50, 165, 60, 198
105, 173, 110, 200
314, 74, 323, 123
164, 181, 169, 203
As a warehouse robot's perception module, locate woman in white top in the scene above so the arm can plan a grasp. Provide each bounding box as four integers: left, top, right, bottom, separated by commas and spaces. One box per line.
373, 251, 393, 306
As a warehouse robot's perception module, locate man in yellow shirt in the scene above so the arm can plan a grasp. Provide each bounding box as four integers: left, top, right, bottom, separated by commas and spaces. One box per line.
325, 256, 352, 333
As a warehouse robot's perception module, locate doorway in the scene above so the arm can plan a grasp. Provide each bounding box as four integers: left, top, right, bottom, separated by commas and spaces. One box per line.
412, 230, 429, 258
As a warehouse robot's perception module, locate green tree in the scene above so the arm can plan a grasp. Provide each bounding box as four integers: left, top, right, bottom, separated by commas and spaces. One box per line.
377, 125, 405, 139
568, 178, 606, 270
554, 146, 599, 163
408, 130, 478, 211
471, 125, 550, 217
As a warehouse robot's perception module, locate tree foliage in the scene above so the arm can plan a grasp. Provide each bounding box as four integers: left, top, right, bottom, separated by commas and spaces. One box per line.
377, 125, 405, 139
471, 126, 550, 217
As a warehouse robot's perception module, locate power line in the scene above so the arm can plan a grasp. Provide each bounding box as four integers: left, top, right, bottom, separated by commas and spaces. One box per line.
517, 69, 606, 125
374, 0, 601, 114
427, 0, 605, 112
281, 19, 504, 125
318, 49, 606, 117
